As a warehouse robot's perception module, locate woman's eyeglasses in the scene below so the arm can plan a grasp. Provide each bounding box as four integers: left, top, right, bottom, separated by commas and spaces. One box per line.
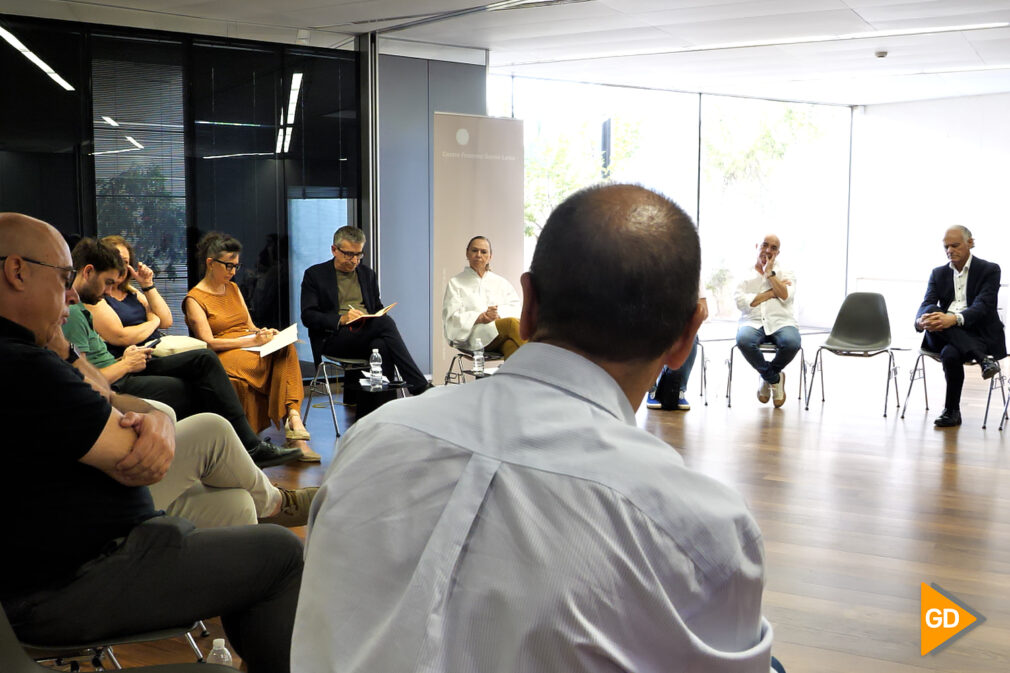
211, 258, 242, 272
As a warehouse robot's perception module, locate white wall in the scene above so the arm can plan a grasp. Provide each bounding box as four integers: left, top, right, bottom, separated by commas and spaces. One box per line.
849, 93, 1010, 348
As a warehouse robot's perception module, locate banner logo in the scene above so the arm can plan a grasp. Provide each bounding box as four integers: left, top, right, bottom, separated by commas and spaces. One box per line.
921, 583, 985, 655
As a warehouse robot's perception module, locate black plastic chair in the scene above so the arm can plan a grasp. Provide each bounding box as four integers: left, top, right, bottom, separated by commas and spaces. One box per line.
805, 292, 900, 417
444, 343, 503, 384
901, 350, 1007, 429
2, 607, 230, 672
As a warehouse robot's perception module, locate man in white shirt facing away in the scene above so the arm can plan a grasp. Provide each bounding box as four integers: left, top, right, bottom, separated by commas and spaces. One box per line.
734, 234, 800, 408
293, 184, 776, 673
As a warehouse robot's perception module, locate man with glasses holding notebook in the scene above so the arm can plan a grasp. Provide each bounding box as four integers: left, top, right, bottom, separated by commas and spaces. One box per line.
301, 225, 430, 396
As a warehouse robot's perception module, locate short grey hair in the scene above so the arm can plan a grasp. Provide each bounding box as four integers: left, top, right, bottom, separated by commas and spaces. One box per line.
949, 224, 973, 241
333, 226, 365, 247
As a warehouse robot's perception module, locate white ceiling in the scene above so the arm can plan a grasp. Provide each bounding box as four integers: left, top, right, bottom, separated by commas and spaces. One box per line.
3, 0, 1010, 105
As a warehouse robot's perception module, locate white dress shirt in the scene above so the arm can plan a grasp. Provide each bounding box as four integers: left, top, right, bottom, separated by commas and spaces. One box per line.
293, 343, 774, 673
948, 253, 972, 324
442, 266, 521, 349
734, 265, 797, 334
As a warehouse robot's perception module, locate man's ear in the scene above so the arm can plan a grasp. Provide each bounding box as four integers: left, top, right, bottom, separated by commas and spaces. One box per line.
519, 272, 538, 341
967, 237, 975, 250
660, 301, 706, 371
1, 256, 26, 288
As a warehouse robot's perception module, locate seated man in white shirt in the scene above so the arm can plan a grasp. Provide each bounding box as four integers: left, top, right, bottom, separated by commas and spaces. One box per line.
734, 234, 799, 407
293, 184, 777, 673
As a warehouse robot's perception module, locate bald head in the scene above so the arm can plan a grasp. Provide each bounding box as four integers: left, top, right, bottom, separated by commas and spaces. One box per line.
527, 183, 700, 361
0, 213, 67, 262
0, 212, 75, 345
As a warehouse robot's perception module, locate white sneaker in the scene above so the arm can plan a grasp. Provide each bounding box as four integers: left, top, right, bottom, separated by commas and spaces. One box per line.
772, 372, 786, 408
757, 376, 771, 404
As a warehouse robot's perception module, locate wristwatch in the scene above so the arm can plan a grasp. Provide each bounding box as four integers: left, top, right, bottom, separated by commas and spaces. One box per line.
66, 343, 81, 365
769, 271, 776, 277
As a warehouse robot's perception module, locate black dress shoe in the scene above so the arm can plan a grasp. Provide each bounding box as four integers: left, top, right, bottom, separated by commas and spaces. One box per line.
409, 382, 435, 396
933, 409, 962, 427
980, 357, 1000, 380
248, 441, 303, 468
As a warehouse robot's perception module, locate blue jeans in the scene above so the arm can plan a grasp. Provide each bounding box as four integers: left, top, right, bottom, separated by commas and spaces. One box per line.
736, 325, 801, 384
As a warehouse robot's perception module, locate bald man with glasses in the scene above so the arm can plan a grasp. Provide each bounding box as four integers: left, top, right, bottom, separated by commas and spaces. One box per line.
301, 225, 430, 396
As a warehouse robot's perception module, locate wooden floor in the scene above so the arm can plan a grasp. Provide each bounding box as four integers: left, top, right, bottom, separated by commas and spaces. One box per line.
48, 343, 1010, 671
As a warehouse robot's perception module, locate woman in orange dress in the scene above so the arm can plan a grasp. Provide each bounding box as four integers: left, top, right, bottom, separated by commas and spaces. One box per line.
184, 232, 319, 462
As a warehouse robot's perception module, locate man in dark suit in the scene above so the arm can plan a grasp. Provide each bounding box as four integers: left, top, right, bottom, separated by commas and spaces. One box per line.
915, 225, 1006, 427
301, 225, 429, 395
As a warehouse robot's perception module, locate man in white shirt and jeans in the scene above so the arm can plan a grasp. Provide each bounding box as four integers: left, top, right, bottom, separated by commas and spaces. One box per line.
292, 184, 778, 672
734, 234, 800, 408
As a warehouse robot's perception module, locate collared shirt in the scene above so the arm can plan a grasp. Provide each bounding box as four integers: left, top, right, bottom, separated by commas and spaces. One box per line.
442, 266, 521, 348
948, 253, 973, 325
293, 342, 773, 673
734, 266, 797, 334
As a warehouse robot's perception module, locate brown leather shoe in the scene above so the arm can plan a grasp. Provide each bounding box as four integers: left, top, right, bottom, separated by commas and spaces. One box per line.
258, 486, 319, 528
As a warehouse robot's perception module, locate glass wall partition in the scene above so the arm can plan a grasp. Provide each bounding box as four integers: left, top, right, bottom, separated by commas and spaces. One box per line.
0, 13, 361, 350
92, 36, 187, 333
0, 16, 87, 238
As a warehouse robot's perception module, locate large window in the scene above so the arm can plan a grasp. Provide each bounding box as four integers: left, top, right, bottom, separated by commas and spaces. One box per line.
700, 96, 851, 328
490, 76, 852, 330
488, 75, 700, 266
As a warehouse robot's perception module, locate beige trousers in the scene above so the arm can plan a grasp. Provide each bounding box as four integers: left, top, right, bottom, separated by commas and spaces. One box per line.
147, 412, 281, 528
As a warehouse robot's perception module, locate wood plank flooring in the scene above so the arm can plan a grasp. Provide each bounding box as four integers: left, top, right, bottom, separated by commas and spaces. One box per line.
45, 342, 1010, 671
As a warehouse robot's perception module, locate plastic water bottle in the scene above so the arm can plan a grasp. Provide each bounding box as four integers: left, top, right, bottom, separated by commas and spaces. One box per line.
473, 338, 485, 376
369, 348, 383, 388
206, 638, 234, 667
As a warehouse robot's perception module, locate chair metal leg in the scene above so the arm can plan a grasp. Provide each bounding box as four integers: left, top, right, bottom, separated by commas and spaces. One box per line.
797, 346, 807, 406
104, 645, 121, 669
900, 353, 926, 419
883, 350, 898, 417
1000, 380, 1010, 431
184, 631, 205, 662
698, 343, 708, 406
983, 365, 1006, 429
805, 348, 822, 410
725, 346, 735, 408
198, 620, 209, 638
321, 362, 341, 437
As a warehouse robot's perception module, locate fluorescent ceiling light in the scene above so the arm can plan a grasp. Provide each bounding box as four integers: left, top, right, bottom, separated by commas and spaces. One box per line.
195, 120, 273, 128
102, 116, 119, 127
275, 128, 284, 154
203, 152, 275, 159
502, 21, 1010, 66
125, 136, 144, 149
0, 25, 75, 91
283, 126, 294, 153
92, 148, 142, 155
287, 73, 303, 127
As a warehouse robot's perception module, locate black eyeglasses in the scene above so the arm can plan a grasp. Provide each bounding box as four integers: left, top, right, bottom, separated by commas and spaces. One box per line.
0, 255, 77, 290
211, 258, 242, 272
336, 248, 364, 260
